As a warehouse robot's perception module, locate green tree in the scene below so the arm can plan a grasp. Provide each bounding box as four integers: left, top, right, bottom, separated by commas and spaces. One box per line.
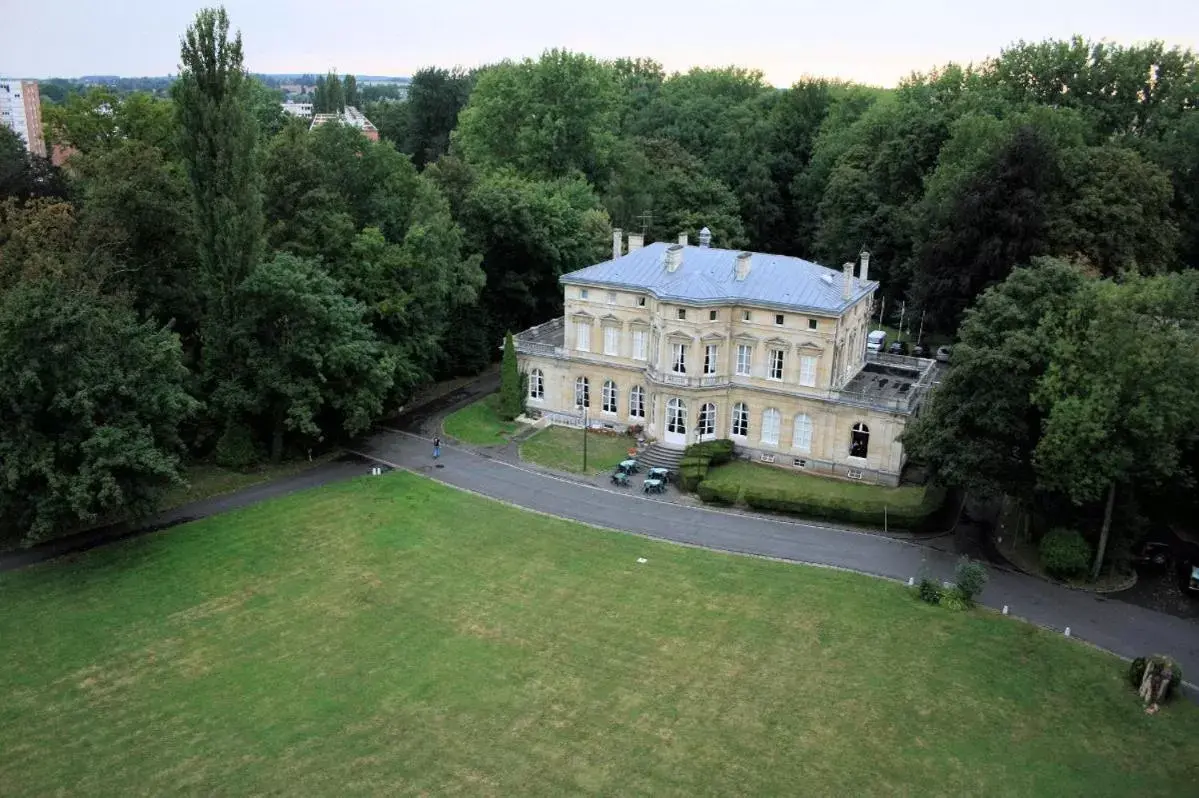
498, 332, 524, 420
343, 73, 359, 108
1033, 272, 1199, 579
405, 67, 476, 169
0, 280, 196, 545
325, 70, 345, 113
219, 253, 395, 462
173, 5, 264, 421
43, 88, 177, 156
454, 50, 621, 184
313, 74, 328, 113
903, 257, 1089, 500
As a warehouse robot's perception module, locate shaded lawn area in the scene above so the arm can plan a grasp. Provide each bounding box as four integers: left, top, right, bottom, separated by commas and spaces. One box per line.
159, 452, 343, 512
519, 425, 634, 474
2, 473, 1198, 796
441, 394, 521, 445
704, 460, 931, 510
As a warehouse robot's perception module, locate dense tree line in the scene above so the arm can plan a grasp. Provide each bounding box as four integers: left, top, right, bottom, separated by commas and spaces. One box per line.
2, 6, 1196, 559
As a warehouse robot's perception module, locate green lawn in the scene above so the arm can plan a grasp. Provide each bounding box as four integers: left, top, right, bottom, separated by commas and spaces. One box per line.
441, 394, 521, 445
519, 425, 635, 474
703, 459, 930, 510
2, 473, 1197, 795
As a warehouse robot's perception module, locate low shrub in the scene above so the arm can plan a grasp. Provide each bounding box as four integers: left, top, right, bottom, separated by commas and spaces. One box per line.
918, 577, 942, 605
214, 422, 258, 471
625, 424, 644, 438
678, 455, 711, 492
1040, 528, 1092, 579
954, 557, 988, 605
940, 590, 967, 611
741, 485, 944, 530
685, 439, 735, 466
696, 480, 739, 506
1128, 655, 1183, 703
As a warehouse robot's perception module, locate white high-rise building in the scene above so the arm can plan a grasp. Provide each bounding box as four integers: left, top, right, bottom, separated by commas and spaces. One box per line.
0, 79, 47, 158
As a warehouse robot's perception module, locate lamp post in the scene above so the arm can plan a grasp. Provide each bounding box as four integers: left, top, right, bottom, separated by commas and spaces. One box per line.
577, 403, 589, 472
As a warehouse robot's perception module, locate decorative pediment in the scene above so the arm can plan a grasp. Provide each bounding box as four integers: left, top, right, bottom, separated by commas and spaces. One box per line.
733, 332, 759, 344
600, 313, 622, 326
797, 341, 825, 353
571, 310, 594, 320
628, 318, 651, 329
764, 337, 792, 350
665, 329, 694, 341
700, 331, 726, 342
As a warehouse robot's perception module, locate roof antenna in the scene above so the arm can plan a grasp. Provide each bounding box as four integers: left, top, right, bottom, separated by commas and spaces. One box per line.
635, 210, 653, 239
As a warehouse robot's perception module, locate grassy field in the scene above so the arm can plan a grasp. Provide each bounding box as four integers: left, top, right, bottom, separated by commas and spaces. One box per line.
520, 426, 635, 474
2, 473, 1197, 796
703, 460, 931, 510
441, 394, 521, 445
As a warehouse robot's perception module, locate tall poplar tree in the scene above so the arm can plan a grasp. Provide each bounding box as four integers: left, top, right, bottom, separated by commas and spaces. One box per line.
172, 6, 263, 423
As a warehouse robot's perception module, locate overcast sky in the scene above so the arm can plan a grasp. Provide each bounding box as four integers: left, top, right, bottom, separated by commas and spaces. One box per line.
2, 0, 1196, 87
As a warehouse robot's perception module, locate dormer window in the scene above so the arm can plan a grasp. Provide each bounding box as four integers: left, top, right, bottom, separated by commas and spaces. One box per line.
709, 310, 718, 321
638, 296, 647, 307
808, 318, 818, 330
580, 288, 589, 299
742, 310, 751, 322
677, 308, 686, 320
775, 314, 784, 326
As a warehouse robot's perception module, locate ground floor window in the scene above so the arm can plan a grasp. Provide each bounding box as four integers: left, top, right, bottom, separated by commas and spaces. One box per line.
602, 379, 618, 413
698, 403, 716, 437
731, 402, 748, 437
792, 413, 812, 452
667, 398, 687, 435
850, 422, 869, 458
629, 385, 645, 418
761, 408, 781, 445
575, 376, 590, 409
529, 368, 544, 400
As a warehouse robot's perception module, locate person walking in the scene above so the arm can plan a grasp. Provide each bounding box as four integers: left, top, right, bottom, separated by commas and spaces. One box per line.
433, 436, 441, 460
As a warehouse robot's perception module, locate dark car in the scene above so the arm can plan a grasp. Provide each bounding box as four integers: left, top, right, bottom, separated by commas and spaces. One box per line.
936, 345, 952, 363
887, 341, 909, 355
912, 344, 928, 358
1131, 541, 1172, 570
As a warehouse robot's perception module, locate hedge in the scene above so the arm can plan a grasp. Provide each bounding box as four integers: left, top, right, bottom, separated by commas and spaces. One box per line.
696, 481, 739, 506
695, 479, 945, 530
678, 455, 711, 492
685, 439, 734, 465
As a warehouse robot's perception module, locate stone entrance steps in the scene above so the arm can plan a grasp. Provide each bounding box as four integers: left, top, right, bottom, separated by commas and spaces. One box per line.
637, 442, 687, 471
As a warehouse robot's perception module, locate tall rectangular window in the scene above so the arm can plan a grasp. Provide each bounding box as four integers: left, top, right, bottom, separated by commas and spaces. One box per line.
742, 310, 751, 322
671, 343, 687, 373
704, 344, 718, 375
677, 308, 687, 320
799, 355, 817, 387
709, 310, 718, 321
603, 326, 619, 356
769, 349, 784, 380
629, 386, 645, 418
736, 345, 752, 376
632, 329, 647, 360
575, 321, 590, 352
607, 291, 616, 304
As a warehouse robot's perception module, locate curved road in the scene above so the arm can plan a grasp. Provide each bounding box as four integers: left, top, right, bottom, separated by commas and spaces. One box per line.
352, 428, 1199, 687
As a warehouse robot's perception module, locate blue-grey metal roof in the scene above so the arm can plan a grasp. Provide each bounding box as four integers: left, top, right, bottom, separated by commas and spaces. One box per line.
560, 242, 874, 314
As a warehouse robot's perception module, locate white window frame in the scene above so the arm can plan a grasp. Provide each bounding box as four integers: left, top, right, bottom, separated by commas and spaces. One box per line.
761, 408, 781, 446
799, 355, 817, 388
632, 329, 647, 361
792, 413, 813, 452
607, 291, 616, 305
736, 345, 752, 376
575, 321, 591, 352
671, 342, 687, 374
808, 318, 818, 330
704, 344, 718, 375
677, 308, 687, 320
603, 326, 620, 356
580, 288, 589, 299
775, 314, 784, 326
602, 380, 618, 413
847, 468, 863, 480
698, 403, 716, 437
629, 385, 645, 419
574, 376, 590, 408
529, 369, 544, 401
742, 310, 751, 322
709, 310, 718, 321
731, 402, 749, 438
768, 348, 784, 381
637, 296, 647, 307
760, 453, 776, 464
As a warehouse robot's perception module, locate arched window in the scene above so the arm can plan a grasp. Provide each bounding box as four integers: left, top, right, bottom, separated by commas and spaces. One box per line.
698, 403, 716, 437
731, 402, 749, 437
575, 376, 590, 409
761, 408, 781, 445
850, 422, 869, 458
528, 368, 544, 400
793, 413, 813, 452
602, 379, 618, 413
629, 385, 645, 419
667, 398, 687, 434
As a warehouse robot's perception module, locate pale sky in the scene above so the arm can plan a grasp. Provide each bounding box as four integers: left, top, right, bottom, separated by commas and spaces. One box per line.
2, 0, 1196, 87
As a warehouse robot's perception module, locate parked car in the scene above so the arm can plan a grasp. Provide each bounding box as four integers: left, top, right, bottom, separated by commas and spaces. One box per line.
912, 344, 928, 358
1131, 541, 1172, 570
866, 330, 888, 353
936, 345, 952, 363
887, 340, 909, 355
1188, 565, 1199, 594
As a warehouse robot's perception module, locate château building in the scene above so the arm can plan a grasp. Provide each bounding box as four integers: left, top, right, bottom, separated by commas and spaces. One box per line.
512, 228, 937, 486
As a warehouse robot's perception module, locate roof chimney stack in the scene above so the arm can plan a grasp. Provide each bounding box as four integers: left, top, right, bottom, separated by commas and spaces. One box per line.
612, 229, 623, 260
698, 226, 712, 248
842, 262, 854, 299
734, 252, 752, 281
678, 232, 688, 246
665, 244, 684, 272
859, 248, 871, 284
628, 233, 644, 253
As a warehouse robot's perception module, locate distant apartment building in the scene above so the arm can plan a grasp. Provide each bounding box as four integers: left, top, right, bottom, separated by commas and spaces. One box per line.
0, 79, 47, 157
281, 101, 313, 119
308, 106, 379, 141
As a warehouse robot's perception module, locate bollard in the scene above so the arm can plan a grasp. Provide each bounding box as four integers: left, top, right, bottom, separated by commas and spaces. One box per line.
1002, 605, 1009, 615
907, 577, 914, 586
1064, 627, 1071, 637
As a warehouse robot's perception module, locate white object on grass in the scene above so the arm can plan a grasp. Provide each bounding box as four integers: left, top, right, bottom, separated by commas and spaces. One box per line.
637, 558, 648, 564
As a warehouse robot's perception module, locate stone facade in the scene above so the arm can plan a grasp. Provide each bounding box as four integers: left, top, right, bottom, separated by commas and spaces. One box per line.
515, 239, 935, 486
